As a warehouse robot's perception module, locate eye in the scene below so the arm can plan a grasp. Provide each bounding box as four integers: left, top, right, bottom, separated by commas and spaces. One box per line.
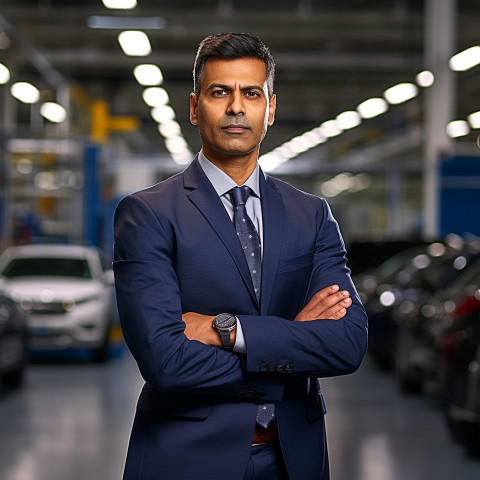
212, 89, 229, 97
245, 90, 260, 98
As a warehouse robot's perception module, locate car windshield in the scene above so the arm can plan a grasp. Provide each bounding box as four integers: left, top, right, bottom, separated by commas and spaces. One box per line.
2, 257, 92, 279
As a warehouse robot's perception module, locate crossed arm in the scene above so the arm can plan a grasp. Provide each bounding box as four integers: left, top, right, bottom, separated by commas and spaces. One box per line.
183, 284, 352, 347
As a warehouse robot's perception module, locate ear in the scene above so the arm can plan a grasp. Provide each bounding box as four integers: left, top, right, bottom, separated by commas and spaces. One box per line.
267, 94, 276, 126
189, 93, 198, 125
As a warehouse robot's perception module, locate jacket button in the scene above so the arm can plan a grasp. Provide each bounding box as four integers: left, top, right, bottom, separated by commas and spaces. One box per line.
276, 364, 284, 372
259, 364, 268, 372
285, 363, 292, 373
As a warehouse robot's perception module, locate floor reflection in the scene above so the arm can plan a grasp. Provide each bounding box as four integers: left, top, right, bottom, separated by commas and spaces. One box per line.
1, 350, 480, 480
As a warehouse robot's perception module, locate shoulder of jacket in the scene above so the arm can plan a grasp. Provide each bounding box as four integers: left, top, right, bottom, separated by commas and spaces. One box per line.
266, 174, 325, 204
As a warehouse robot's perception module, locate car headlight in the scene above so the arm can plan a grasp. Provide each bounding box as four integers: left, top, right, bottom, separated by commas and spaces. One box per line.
75, 295, 101, 305
62, 298, 76, 311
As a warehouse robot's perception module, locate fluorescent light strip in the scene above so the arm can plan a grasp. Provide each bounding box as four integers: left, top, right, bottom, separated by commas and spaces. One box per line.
0, 62, 10, 84
40, 102, 67, 123
10, 82, 40, 104
88, 16, 166, 30
384, 82, 418, 105
449, 46, 480, 72
446, 120, 470, 138
118, 31, 152, 56
260, 68, 435, 172
336, 110, 361, 130
102, 0, 137, 9
357, 97, 388, 119
467, 111, 480, 129
134, 64, 163, 86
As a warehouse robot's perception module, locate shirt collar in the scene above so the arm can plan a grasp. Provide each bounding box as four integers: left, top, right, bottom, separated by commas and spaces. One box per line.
198, 150, 261, 198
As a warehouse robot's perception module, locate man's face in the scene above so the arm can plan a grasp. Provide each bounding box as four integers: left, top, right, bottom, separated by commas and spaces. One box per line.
190, 57, 276, 164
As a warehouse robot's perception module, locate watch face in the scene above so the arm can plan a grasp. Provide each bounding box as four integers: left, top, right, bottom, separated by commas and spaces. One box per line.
215, 313, 236, 330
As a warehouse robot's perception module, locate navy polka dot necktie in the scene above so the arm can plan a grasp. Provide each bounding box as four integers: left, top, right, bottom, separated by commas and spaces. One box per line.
230, 186, 275, 429
230, 186, 261, 302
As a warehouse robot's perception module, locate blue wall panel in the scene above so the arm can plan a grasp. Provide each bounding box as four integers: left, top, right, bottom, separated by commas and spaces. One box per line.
439, 155, 480, 236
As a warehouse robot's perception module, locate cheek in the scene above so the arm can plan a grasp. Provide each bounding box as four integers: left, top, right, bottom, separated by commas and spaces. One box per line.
198, 105, 220, 128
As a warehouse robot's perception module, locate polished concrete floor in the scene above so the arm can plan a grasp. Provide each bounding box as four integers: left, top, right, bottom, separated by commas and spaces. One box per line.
1, 350, 480, 480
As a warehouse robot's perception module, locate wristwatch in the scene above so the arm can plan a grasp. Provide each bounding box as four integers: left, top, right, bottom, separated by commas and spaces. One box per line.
212, 313, 237, 351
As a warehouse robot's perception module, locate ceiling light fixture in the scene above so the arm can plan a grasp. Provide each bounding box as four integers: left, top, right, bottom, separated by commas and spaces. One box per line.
0, 62, 10, 84
467, 111, 480, 129
320, 119, 343, 138
102, 0, 137, 9
142, 87, 169, 107
336, 110, 361, 130
40, 102, 67, 123
449, 46, 480, 71
88, 16, 165, 30
383, 82, 418, 105
133, 64, 163, 86
446, 120, 470, 138
357, 97, 388, 119
10, 82, 40, 104
416, 70, 435, 87
158, 120, 181, 138
118, 30, 151, 56
165, 136, 188, 154
151, 105, 176, 123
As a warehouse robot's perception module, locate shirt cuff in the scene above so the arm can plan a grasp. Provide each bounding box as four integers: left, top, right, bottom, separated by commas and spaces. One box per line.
233, 317, 246, 354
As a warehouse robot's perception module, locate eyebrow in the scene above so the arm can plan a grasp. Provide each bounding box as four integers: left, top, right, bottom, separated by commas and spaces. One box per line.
206, 83, 265, 93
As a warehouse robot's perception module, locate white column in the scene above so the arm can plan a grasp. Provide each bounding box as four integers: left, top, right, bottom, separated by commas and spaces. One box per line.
423, 0, 456, 238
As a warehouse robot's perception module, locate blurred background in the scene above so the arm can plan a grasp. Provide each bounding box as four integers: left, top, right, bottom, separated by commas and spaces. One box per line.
1, 1, 480, 479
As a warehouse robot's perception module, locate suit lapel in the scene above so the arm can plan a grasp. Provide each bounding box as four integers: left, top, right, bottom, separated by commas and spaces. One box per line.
184, 159, 259, 304
259, 172, 284, 313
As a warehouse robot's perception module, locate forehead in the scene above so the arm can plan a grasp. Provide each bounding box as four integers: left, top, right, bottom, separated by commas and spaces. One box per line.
202, 57, 267, 89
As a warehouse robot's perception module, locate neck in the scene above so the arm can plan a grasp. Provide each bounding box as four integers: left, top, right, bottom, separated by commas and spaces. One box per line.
203, 151, 258, 185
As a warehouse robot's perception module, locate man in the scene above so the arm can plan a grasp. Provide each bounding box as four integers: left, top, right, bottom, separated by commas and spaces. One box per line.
113, 33, 368, 480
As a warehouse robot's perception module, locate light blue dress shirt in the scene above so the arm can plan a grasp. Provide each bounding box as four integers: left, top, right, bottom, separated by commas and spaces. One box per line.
198, 151, 264, 354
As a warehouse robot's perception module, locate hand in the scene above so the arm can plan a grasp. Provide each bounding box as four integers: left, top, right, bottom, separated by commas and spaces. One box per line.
294, 285, 352, 322
182, 312, 221, 346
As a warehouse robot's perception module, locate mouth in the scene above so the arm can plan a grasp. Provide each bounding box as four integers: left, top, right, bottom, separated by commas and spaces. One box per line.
221, 124, 249, 133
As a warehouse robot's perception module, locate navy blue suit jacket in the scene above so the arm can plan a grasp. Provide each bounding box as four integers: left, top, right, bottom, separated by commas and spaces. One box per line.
113, 157, 368, 480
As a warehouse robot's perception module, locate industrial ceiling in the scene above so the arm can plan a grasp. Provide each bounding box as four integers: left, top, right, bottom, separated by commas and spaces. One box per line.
1, 0, 479, 175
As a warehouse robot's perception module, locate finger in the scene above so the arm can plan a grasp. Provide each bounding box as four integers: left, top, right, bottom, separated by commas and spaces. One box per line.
305, 289, 350, 314
307, 285, 340, 304
316, 297, 352, 320
301, 286, 340, 313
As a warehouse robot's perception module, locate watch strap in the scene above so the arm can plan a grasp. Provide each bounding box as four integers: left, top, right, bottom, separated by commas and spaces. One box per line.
219, 330, 233, 351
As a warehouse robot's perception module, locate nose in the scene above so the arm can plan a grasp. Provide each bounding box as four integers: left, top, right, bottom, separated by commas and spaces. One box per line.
226, 91, 245, 116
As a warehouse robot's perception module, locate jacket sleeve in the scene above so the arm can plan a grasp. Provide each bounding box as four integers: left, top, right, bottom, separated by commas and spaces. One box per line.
113, 193, 284, 402
239, 198, 368, 378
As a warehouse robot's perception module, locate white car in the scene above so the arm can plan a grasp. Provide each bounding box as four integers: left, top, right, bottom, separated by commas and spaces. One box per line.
0, 244, 115, 362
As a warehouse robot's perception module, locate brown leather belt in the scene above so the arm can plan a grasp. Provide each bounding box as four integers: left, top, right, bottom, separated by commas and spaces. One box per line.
253, 422, 278, 444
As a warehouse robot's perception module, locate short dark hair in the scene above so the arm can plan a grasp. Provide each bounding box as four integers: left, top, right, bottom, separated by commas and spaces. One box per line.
193, 33, 275, 98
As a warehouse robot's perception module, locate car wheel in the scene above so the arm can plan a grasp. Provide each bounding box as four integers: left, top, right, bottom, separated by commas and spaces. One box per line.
395, 331, 423, 394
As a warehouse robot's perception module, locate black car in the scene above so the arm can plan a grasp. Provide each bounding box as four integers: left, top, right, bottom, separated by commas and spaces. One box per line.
394, 252, 480, 393
442, 294, 480, 456
347, 237, 430, 276
364, 240, 462, 367
0, 292, 28, 388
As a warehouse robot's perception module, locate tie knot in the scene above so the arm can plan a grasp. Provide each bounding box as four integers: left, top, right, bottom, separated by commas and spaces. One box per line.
230, 186, 252, 208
